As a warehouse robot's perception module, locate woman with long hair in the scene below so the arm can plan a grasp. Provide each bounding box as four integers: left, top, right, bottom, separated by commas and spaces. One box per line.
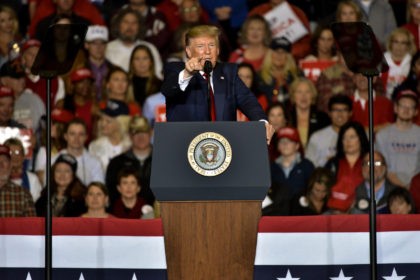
35, 154, 86, 217
0, 5, 21, 68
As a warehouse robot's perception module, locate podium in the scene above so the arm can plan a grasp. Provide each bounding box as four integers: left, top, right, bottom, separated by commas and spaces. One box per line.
151, 122, 270, 280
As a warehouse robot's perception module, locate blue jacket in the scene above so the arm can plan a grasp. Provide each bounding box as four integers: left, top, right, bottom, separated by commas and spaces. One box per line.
161, 62, 266, 122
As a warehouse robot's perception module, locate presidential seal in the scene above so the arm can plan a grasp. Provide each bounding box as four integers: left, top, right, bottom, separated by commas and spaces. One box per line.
187, 132, 232, 176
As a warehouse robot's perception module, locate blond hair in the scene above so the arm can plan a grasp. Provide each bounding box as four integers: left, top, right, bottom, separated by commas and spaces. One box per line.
336, 0, 362, 22
185, 25, 220, 47
386, 27, 417, 56
289, 77, 318, 105
259, 49, 300, 85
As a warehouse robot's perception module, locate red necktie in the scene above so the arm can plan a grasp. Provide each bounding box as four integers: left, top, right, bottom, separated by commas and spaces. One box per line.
204, 73, 216, 121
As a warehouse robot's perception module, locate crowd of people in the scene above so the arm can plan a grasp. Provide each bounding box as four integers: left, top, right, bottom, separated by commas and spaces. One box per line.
0, 0, 419, 218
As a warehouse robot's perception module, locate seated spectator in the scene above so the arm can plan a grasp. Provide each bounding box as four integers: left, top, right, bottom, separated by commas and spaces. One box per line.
236, 62, 269, 121
351, 73, 394, 133
268, 127, 315, 214
20, 39, 65, 108
99, 67, 141, 116
375, 89, 420, 188
287, 77, 330, 148
266, 102, 289, 162
335, 0, 362, 22
258, 37, 303, 104
52, 118, 104, 185
306, 94, 353, 167
32, 0, 93, 41
105, 8, 163, 79
60, 67, 99, 142
111, 169, 154, 219
0, 5, 21, 68
0, 85, 25, 128
0, 144, 36, 217
229, 15, 271, 72
128, 45, 162, 107
81, 182, 114, 218
35, 153, 86, 217
4, 138, 42, 202
402, 0, 420, 50
388, 187, 416, 214
83, 25, 114, 102
290, 167, 335, 215
34, 108, 74, 185
248, 0, 311, 60
350, 151, 397, 214
381, 28, 416, 99
299, 25, 337, 83
88, 100, 131, 171
326, 121, 369, 213
106, 116, 154, 206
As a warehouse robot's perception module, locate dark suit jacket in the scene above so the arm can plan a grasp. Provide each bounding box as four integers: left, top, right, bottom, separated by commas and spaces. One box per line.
161, 62, 266, 121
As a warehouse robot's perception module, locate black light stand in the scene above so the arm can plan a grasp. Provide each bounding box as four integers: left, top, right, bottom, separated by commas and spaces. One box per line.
31, 23, 87, 280
331, 22, 389, 280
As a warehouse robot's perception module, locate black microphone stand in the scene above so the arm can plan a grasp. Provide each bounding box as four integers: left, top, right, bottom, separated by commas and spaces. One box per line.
204, 60, 213, 121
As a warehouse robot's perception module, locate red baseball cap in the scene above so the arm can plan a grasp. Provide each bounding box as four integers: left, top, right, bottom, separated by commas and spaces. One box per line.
51, 108, 74, 123
0, 85, 14, 98
70, 68, 94, 83
395, 89, 419, 106
277, 127, 301, 143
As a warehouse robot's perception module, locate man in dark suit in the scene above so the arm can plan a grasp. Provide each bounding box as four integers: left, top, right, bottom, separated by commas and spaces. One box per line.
161, 24, 274, 143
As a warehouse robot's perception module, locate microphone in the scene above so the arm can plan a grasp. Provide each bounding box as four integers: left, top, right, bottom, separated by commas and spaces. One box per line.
203, 60, 213, 75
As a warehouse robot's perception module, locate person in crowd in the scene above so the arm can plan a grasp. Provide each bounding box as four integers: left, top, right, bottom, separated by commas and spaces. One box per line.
0, 85, 25, 128
33, 0, 92, 41
111, 168, 154, 219
266, 102, 289, 162
228, 15, 271, 72
52, 118, 104, 185
0, 144, 36, 217
388, 187, 416, 214
60, 67, 99, 143
81, 182, 114, 218
161, 25, 274, 142
4, 138, 42, 202
306, 94, 353, 167
0, 5, 21, 68
106, 116, 154, 206
88, 100, 131, 171
350, 151, 397, 214
259, 37, 303, 105
288, 77, 330, 148
199, 0, 247, 50
83, 25, 114, 102
392, 51, 420, 100
375, 89, 420, 188
381, 28, 416, 99
21, 39, 65, 108
335, 0, 363, 22
248, 0, 311, 60
128, 44, 162, 107
402, 0, 420, 50
119, 0, 172, 59
36, 153, 86, 217
351, 73, 394, 133
236, 62, 269, 121
156, 0, 209, 32
100, 67, 141, 116
28, 0, 104, 38
105, 8, 163, 79
0, 59, 46, 136
166, 22, 193, 63
409, 172, 420, 213
325, 121, 369, 213
299, 25, 337, 83
34, 108, 74, 185
316, 52, 385, 114
269, 126, 315, 214
290, 167, 335, 215
352, 0, 397, 48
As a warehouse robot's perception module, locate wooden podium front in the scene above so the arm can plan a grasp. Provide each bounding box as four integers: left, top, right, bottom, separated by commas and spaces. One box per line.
151, 122, 270, 280
161, 201, 261, 280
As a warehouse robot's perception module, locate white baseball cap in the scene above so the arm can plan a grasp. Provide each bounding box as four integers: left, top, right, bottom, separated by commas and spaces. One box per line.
85, 25, 109, 42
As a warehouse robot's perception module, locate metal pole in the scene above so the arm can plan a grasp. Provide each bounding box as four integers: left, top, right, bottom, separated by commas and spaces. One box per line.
367, 75, 377, 280
45, 78, 52, 280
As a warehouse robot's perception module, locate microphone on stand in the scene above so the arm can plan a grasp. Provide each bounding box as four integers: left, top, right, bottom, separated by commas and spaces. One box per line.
203, 60, 213, 120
